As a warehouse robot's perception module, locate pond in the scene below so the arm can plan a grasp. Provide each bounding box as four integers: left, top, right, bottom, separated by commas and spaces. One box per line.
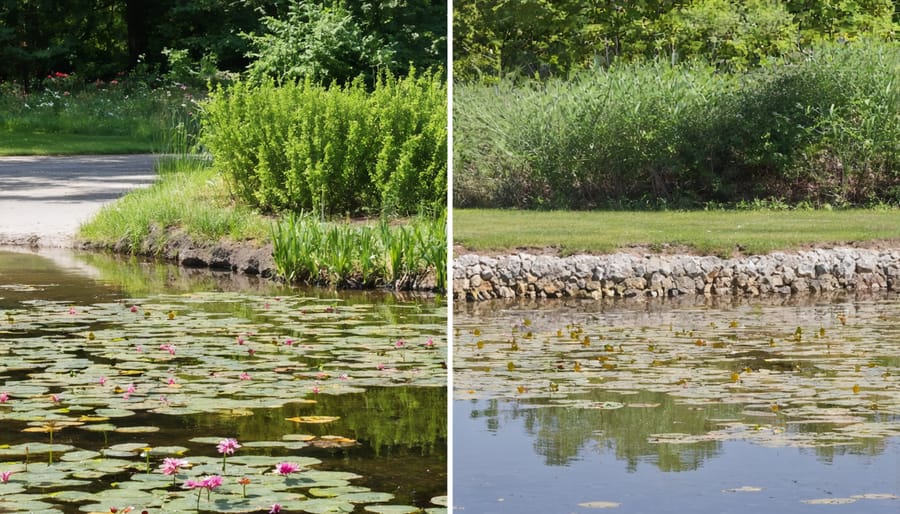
453, 294, 899, 513
0, 249, 447, 513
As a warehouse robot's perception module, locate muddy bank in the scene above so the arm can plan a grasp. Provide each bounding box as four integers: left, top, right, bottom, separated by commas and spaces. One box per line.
454, 248, 900, 301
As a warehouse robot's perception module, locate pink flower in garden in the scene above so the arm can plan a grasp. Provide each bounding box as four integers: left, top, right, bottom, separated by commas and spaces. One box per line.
159, 457, 188, 476
239, 372, 252, 380
425, 337, 435, 348
284, 338, 293, 346
274, 462, 300, 475
377, 363, 385, 370
395, 340, 405, 348
135, 345, 143, 353
316, 372, 328, 380
311, 386, 321, 394
68, 307, 76, 315
110, 79, 118, 85
51, 394, 61, 403
269, 504, 282, 514
237, 336, 245, 345
160, 344, 176, 355
183, 478, 203, 489
216, 438, 240, 455
247, 348, 256, 356
167, 377, 176, 386
0, 392, 8, 402
130, 305, 138, 313
339, 374, 349, 380
98, 376, 107, 386
126, 383, 136, 394
1, 471, 12, 482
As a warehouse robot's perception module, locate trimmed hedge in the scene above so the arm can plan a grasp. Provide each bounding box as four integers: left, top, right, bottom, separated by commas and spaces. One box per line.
202, 69, 446, 216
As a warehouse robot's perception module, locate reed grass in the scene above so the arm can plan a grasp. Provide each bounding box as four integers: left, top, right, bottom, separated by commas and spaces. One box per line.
272, 211, 447, 290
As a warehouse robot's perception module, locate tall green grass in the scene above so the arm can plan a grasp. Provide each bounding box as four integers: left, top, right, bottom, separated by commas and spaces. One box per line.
455, 40, 900, 209
271, 211, 447, 290
201, 69, 446, 216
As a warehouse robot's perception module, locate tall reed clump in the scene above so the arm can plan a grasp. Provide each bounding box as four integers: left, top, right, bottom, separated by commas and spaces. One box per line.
201, 69, 446, 217
271, 211, 446, 291
454, 39, 900, 209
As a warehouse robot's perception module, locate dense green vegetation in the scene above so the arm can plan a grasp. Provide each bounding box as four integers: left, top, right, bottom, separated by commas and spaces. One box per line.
0, 72, 199, 154
455, 41, 900, 209
203, 70, 446, 217
455, 0, 898, 80
454, 1, 899, 210
1, 0, 445, 88
454, 208, 900, 257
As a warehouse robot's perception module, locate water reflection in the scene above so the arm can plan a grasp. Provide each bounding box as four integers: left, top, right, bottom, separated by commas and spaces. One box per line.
454, 294, 899, 513
456, 399, 900, 514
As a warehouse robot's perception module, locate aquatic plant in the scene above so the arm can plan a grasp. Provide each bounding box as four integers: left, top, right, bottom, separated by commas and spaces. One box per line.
216, 438, 240, 473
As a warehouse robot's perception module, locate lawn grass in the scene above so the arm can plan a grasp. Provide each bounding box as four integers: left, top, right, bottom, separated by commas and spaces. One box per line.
0, 130, 155, 155
453, 209, 900, 257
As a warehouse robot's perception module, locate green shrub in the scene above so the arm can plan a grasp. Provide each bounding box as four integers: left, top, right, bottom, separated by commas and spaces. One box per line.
454, 40, 900, 209
202, 69, 446, 216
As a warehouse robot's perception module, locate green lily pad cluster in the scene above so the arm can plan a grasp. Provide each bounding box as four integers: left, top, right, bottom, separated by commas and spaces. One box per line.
0, 291, 446, 512
454, 297, 900, 452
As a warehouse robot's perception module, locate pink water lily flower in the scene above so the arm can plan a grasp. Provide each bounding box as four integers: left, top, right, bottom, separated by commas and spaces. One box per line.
239, 372, 252, 380
0, 392, 8, 403
274, 462, 300, 475
269, 504, 282, 513
202, 475, 223, 490
395, 339, 405, 348
159, 457, 189, 476
216, 438, 240, 455
1, 471, 12, 483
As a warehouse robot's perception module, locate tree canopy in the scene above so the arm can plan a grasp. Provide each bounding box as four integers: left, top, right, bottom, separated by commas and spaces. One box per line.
454, 0, 899, 82
0, 0, 446, 86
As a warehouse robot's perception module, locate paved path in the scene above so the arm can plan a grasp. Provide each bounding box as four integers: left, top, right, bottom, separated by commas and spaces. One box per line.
0, 154, 157, 247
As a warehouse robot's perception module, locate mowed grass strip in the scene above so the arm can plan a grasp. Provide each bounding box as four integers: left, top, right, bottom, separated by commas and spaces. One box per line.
454, 209, 900, 256
0, 130, 155, 155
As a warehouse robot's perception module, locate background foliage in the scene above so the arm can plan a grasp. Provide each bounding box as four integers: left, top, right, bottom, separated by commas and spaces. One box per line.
454, 0, 898, 81
0, 0, 446, 88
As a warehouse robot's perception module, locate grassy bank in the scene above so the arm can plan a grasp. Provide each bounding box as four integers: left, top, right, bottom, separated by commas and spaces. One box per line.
79, 158, 447, 290
78, 157, 270, 249
454, 209, 900, 257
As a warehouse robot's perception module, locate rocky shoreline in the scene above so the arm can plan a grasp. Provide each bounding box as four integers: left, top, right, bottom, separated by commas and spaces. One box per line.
453, 248, 900, 301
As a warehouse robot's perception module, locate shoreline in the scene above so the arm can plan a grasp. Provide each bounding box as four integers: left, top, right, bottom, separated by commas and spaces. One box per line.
453, 247, 900, 301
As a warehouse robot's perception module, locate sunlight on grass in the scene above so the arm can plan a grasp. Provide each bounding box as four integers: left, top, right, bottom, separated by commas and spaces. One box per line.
454, 209, 900, 256
78, 159, 270, 250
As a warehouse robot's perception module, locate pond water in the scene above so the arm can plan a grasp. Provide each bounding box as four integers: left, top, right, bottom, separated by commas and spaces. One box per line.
453, 295, 899, 513
0, 249, 447, 513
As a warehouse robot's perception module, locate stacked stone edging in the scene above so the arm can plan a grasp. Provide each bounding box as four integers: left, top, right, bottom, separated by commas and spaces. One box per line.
453, 248, 900, 301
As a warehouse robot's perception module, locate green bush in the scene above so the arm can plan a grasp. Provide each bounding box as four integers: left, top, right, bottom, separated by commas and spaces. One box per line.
202, 69, 446, 216
454, 40, 900, 209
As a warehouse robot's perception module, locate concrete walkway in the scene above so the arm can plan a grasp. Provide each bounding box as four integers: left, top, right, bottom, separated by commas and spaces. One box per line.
0, 154, 157, 247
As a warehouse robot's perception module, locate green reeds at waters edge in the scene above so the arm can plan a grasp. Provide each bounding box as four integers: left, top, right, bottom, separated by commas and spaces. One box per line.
271, 211, 447, 291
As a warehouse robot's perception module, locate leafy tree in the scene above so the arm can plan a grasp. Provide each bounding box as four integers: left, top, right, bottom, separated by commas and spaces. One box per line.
244, 1, 392, 85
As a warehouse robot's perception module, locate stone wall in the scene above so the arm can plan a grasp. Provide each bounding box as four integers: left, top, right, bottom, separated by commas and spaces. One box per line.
453, 248, 900, 301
